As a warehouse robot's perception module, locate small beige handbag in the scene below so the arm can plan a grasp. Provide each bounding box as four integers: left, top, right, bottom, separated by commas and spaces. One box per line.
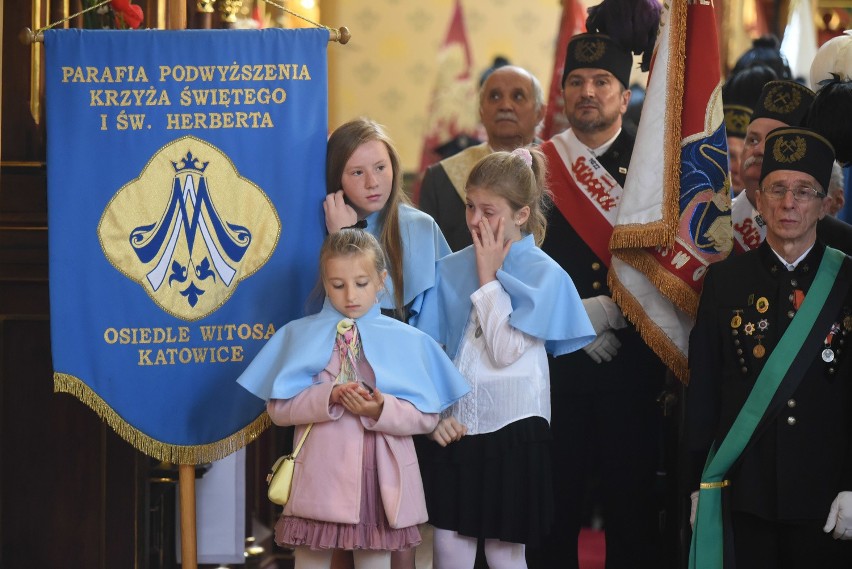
266, 423, 313, 506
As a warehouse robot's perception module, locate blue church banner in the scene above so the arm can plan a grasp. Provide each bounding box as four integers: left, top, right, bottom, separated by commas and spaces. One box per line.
44, 28, 328, 463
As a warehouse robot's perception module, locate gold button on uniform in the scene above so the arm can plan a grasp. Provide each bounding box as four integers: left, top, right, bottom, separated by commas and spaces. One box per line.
591, 262, 601, 271
787, 399, 796, 408
592, 281, 602, 290
787, 416, 797, 426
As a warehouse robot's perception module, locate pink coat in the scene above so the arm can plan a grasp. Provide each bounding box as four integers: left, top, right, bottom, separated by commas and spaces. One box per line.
267, 378, 438, 529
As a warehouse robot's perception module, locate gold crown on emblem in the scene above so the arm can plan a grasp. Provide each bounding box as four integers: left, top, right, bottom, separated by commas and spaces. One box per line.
763, 85, 802, 114
575, 39, 606, 63
773, 135, 807, 163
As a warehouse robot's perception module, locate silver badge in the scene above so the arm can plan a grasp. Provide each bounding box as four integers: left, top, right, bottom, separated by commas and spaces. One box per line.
822, 348, 835, 363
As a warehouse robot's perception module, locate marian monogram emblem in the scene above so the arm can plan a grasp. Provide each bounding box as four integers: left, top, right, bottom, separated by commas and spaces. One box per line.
772, 135, 807, 164
98, 136, 280, 321
575, 39, 606, 63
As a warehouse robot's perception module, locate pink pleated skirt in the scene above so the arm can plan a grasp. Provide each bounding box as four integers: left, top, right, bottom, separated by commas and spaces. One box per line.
275, 430, 421, 551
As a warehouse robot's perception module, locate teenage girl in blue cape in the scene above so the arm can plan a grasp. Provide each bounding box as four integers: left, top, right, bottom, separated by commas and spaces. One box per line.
323, 117, 450, 322
412, 148, 596, 568
237, 229, 469, 569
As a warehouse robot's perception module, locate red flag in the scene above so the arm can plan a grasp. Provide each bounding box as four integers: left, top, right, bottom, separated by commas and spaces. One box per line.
252, 3, 265, 29
608, 0, 732, 382
541, 0, 586, 140
412, 0, 480, 203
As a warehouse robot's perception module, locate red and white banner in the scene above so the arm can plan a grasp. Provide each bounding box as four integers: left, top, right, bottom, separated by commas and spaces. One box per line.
541, 0, 587, 140
412, 0, 480, 203
608, 0, 732, 382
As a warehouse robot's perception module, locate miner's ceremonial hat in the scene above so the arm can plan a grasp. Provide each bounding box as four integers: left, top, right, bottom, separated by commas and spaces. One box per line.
563, 33, 632, 89
760, 126, 835, 191
751, 80, 815, 126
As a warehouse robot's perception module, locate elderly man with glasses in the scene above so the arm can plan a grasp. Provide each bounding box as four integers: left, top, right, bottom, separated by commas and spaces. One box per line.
732, 80, 852, 255
686, 127, 852, 568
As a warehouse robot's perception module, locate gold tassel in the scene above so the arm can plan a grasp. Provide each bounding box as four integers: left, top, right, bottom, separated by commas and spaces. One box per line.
608, 272, 690, 384
54, 372, 271, 464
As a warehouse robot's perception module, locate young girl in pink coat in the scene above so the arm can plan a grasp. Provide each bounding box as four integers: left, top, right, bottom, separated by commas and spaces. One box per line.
237, 229, 468, 569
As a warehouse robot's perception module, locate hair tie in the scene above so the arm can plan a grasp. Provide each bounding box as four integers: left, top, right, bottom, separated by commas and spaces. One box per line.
511, 147, 533, 168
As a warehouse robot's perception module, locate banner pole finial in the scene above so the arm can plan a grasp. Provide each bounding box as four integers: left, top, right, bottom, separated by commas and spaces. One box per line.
19, 27, 41, 45
331, 26, 351, 45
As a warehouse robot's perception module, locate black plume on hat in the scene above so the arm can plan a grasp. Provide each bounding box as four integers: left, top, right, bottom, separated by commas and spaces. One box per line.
760, 127, 835, 191
723, 65, 779, 138
732, 35, 793, 80
723, 65, 779, 109
804, 76, 852, 165
751, 80, 815, 126
585, 0, 661, 73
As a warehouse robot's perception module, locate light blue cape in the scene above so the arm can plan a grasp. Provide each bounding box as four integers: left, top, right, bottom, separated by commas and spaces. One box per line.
411, 234, 595, 359
236, 300, 470, 413
366, 204, 450, 314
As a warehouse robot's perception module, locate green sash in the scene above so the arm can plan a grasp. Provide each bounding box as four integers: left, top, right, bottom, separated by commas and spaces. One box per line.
688, 246, 846, 569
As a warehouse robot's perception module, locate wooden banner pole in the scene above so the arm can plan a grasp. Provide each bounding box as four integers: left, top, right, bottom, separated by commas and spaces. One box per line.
168, 1, 187, 30
179, 464, 198, 569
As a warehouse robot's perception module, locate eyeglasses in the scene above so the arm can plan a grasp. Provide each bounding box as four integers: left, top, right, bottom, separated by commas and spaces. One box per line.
761, 183, 826, 202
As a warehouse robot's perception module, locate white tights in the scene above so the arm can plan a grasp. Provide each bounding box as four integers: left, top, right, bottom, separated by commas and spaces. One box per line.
295, 547, 391, 569
432, 528, 526, 569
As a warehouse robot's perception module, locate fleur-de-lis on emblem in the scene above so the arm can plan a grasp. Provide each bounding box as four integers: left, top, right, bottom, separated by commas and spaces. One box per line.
773, 135, 807, 163
99, 136, 280, 322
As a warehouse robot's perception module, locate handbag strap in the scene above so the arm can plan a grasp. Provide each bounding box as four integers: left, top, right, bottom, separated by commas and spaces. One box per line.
291, 423, 313, 458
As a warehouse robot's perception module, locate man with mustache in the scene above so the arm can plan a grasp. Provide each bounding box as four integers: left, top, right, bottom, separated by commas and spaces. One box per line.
733, 79, 852, 255
722, 64, 779, 196
529, 33, 667, 569
419, 65, 545, 251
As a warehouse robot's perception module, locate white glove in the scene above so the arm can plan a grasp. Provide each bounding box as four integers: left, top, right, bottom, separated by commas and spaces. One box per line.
690, 490, 699, 529
824, 491, 852, 539
582, 329, 621, 363
582, 295, 628, 335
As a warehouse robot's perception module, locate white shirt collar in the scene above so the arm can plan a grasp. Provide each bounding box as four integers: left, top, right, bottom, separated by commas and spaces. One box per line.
588, 128, 622, 157
770, 243, 814, 271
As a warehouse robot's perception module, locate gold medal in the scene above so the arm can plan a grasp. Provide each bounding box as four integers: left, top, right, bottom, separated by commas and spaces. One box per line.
731, 314, 742, 328
756, 297, 769, 313
753, 344, 765, 358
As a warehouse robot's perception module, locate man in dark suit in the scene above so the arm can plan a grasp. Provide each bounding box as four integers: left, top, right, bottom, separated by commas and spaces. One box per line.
530, 33, 667, 569
687, 127, 852, 568
418, 65, 544, 251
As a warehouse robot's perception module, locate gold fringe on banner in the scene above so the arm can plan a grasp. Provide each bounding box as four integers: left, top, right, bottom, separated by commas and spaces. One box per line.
608, 0, 691, 384
660, 0, 688, 249
54, 372, 271, 464
609, 0, 687, 252
612, 248, 700, 318
609, 269, 690, 382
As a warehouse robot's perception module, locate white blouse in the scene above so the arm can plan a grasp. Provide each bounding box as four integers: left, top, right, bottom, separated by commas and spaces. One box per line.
445, 280, 550, 435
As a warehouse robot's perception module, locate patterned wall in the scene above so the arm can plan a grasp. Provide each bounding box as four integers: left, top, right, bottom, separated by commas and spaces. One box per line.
323, 0, 564, 174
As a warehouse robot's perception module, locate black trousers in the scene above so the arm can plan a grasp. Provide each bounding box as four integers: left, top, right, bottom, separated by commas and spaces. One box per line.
731, 510, 852, 569
528, 383, 663, 569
